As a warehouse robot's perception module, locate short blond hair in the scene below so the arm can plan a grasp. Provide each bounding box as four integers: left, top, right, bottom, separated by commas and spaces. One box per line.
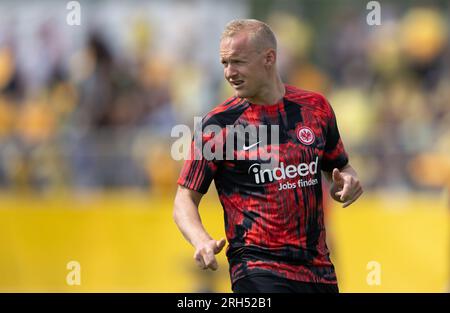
221, 19, 277, 51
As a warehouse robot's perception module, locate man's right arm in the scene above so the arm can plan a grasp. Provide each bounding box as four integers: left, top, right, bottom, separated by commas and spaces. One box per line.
173, 185, 226, 271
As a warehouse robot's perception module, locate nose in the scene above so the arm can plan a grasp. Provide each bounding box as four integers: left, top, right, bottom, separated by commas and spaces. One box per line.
224, 64, 238, 81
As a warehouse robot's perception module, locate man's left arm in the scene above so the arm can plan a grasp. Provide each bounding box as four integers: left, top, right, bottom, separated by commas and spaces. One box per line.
322, 164, 363, 208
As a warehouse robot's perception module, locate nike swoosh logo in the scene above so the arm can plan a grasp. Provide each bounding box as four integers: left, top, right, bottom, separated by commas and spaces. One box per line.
243, 141, 261, 151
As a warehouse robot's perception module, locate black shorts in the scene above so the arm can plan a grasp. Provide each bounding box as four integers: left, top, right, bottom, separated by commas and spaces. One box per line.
232, 274, 339, 293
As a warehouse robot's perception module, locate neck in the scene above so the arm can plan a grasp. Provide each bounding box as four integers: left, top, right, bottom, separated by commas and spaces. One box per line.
245, 75, 285, 105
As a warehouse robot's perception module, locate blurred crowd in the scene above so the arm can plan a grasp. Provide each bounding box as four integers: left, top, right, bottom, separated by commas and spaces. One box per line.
0, 0, 448, 194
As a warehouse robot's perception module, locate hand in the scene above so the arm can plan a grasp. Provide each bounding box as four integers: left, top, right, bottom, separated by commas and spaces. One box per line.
193, 238, 226, 271
330, 168, 363, 208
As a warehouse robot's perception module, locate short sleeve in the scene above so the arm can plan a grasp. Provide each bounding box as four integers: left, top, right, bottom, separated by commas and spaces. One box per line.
177, 116, 224, 194
321, 100, 349, 172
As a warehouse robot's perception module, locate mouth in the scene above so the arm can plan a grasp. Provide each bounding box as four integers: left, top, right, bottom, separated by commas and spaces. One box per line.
230, 80, 244, 89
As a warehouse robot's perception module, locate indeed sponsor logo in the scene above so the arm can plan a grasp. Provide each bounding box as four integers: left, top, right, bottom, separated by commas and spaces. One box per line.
248, 156, 319, 185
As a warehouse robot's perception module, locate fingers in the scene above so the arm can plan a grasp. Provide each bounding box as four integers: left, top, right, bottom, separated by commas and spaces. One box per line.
208, 259, 219, 271
341, 181, 363, 207
194, 238, 227, 271
215, 238, 226, 253
335, 175, 359, 198
194, 248, 218, 270
342, 188, 363, 208
203, 248, 218, 270
334, 175, 363, 207
332, 168, 343, 184
334, 184, 350, 201
194, 250, 207, 269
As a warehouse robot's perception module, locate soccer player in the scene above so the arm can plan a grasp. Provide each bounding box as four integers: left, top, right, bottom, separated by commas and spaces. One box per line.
173, 19, 363, 293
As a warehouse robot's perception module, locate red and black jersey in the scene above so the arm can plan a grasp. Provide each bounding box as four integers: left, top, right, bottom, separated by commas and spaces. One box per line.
177, 85, 348, 285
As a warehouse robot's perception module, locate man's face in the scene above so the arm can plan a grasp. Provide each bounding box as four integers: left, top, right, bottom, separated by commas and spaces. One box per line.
220, 33, 269, 100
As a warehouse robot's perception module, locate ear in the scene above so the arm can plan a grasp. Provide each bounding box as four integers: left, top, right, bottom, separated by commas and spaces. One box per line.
263, 49, 276, 66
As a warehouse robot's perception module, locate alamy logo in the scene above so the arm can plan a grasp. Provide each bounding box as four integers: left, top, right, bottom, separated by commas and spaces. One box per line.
297, 126, 315, 145
171, 117, 280, 167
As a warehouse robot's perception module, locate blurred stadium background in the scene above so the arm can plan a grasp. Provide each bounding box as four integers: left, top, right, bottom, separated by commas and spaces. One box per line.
0, 0, 448, 292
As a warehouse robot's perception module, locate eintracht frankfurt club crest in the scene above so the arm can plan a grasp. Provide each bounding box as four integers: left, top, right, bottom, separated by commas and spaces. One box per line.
297, 126, 315, 145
